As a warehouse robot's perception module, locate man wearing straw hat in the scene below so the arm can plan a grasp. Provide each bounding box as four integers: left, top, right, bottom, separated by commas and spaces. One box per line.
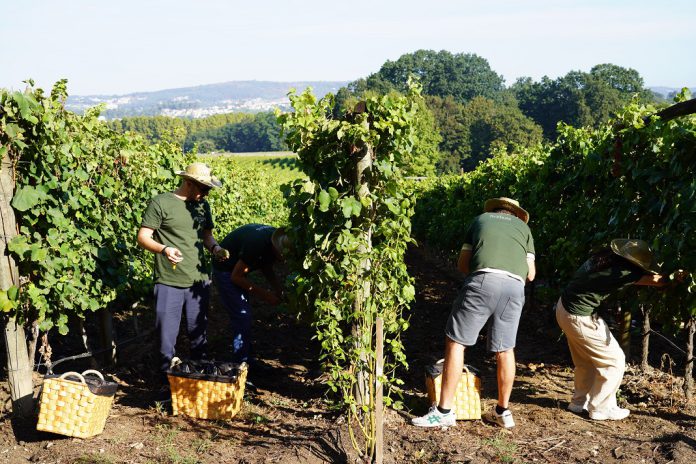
556, 239, 687, 420
212, 223, 290, 365
413, 197, 536, 429
137, 162, 229, 382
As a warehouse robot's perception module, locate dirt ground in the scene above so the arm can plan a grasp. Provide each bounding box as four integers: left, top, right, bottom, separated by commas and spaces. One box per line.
1, 246, 695, 463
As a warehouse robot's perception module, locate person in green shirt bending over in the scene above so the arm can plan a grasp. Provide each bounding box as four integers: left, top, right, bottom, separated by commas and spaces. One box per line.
413, 197, 536, 429
212, 224, 289, 365
556, 239, 687, 421
137, 163, 229, 380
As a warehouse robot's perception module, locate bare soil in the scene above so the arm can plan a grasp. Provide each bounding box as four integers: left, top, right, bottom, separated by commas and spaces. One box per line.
1, 246, 694, 463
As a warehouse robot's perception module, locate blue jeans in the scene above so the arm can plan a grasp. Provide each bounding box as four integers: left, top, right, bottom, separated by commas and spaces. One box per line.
154, 281, 210, 373
213, 271, 253, 363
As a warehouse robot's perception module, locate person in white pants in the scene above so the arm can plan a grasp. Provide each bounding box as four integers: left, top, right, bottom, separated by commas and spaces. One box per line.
556, 239, 686, 420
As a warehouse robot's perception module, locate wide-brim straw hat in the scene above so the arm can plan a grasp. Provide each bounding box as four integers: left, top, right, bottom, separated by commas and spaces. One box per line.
271, 228, 291, 257
610, 239, 660, 274
484, 197, 529, 223
176, 162, 222, 188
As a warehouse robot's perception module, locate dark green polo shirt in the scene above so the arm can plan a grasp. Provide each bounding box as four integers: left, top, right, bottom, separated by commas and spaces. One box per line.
462, 212, 535, 281
213, 224, 276, 273
141, 192, 214, 287
561, 255, 644, 316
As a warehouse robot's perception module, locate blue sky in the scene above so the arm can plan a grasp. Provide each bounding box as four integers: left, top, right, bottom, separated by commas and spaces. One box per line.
2, 0, 694, 95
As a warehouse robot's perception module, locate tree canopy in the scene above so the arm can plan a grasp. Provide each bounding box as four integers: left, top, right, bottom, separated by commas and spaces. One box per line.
512, 64, 654, 138
353, 50, 505, 104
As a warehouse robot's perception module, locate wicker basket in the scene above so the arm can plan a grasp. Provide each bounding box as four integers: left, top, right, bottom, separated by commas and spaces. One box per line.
37, 370, 117, 438
168, 362, 247, 420
425, 359, 481, 420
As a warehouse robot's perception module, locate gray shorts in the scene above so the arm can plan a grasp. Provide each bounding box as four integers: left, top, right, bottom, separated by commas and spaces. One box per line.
445, 272, 525, 352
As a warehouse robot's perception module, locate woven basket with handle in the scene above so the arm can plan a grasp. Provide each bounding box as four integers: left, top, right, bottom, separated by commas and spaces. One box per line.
168, 361, 247, 420
425, 359, 481, 420
37, 370, 117, 438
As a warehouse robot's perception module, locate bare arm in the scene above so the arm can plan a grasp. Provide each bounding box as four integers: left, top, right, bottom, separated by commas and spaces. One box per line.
201, 229, 228, 260
635, 270, 688, 288
526, 257, 536, 282
231, 259, 280, 305
457, 249, 472, 275
137, 226, 181, 264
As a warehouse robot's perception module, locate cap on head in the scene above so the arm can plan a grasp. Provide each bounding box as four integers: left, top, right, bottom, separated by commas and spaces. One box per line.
483, 197, 529, 223
610, 239, 659, 274
176, 162, 222, 188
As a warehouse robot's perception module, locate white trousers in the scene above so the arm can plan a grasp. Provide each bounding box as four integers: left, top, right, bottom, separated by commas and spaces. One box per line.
555, 299, 625, 413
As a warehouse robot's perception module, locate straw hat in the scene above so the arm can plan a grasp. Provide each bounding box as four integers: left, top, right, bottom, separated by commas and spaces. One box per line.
484, 197, 529, 223
271, 228, 291, 257
610, 239, 659, 274
176, 163, 222, 188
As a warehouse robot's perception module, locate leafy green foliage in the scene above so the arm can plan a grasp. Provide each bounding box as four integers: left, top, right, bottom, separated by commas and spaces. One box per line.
278, 82, 421, 457
333, 87, 444, 176
1, 81, 292, 335
0, 80, 190, 333
205, 156, 291, 235
412, 93, 696, 331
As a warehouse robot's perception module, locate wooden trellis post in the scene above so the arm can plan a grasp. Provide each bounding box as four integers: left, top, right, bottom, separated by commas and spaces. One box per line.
0, 148, 34, 417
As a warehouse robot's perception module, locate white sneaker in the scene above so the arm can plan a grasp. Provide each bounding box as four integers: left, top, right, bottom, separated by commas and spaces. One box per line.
411, 406, 456, 428
589, 407, 630, 421
485, 407, 515, 428
567, 402, 588, 414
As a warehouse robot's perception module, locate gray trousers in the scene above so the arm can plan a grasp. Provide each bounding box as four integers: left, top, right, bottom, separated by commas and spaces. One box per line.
154, 281, 210, 373
446, 272, 525, 352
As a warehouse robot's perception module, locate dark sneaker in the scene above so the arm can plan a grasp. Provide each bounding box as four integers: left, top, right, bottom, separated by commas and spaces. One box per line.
154, 385, 171, 403
567, 402, 588, 414
411, 406, 456, 428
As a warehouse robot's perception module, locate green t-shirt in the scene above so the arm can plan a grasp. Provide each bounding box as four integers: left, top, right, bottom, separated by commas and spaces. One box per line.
213, 224, 276, 273
141, 192, 214, 287
561, 254, 644, 316
462, 212, 535, 281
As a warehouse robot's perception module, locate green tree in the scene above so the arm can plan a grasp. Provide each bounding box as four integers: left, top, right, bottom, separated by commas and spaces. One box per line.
185, 112, 285, 153
461, 96, 544, 170
589, 63, 648, 95
367, 49, 505, 103
513, 64, 654, 138
403, 96, 443, 176
426, 95, 469, 173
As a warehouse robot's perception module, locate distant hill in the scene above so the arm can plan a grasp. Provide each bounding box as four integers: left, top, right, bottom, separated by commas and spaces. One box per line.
66, 80, 348, 119
649, 86, 695, 100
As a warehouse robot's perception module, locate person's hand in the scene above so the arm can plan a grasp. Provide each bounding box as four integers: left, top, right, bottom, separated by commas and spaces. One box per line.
213, 245, 230, 261
672, 269, 689, 283
163, 247, 183, 264
163, 247, 183, 269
